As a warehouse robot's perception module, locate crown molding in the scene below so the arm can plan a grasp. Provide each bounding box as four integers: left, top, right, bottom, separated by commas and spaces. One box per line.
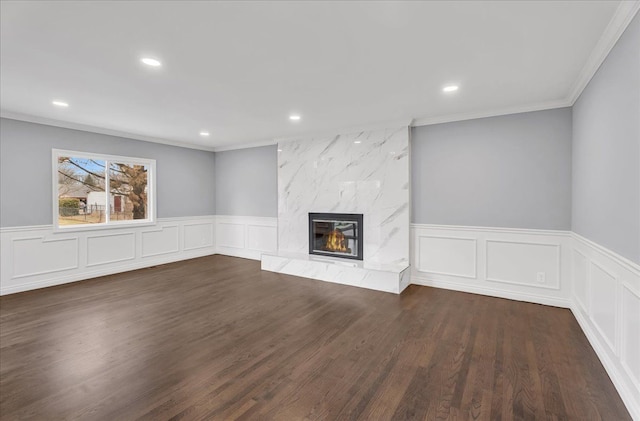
566, 0, 640, 105
412, 99, 571, 127
212, 138, 277, 152
413, 1, 639, 128
273, 118, 413, 144
214, 119, 414, 151
0, 111, 216, 152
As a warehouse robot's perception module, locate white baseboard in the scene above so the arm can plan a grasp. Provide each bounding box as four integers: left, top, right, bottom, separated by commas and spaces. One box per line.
1, 216, 217, 295
1, 247, 217, 295
411, 274, 571, 308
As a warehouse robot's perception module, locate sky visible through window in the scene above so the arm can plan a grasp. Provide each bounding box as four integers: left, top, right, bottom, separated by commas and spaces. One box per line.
56, 154, 149, 226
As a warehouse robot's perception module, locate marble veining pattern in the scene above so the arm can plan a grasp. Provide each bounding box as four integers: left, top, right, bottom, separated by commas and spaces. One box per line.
277, 126, 410, 265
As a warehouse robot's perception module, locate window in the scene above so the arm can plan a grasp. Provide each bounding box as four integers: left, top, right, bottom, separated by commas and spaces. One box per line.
53, 149, 156, 229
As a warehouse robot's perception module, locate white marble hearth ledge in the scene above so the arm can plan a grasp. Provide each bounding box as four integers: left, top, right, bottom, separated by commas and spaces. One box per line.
267, 251, 409, 272
261, 251, 410, 294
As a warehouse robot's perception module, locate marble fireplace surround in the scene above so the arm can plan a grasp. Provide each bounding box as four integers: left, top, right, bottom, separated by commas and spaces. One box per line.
261, 125, 411, 294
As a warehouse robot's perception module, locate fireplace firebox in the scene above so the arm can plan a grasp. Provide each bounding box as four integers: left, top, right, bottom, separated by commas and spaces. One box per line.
309, 213, 363, 260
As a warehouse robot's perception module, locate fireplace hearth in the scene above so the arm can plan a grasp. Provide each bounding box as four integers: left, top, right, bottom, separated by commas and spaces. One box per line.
309, 213, 363, 260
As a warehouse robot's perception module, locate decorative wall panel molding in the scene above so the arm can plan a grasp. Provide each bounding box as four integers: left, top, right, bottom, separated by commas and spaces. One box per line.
141, 225, 179, 258
12, 236, 79, 278
570, 233, 640, 420
0, 216, 217, 295
572, 249, 589, 313
247, 224, 278, 253
216, 222, 246, 249
183, 222, 214, 251
410, 224, 571, 308
215, 215, 277, 260
621, 285, 640, 389
485, 240, 560, 289
589, 260, 618, 353
86, 232, 136, 267
416, 235, 477, 278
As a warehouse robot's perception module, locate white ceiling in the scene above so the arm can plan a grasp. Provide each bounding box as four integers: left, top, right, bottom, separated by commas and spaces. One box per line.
0, 1, 637, 151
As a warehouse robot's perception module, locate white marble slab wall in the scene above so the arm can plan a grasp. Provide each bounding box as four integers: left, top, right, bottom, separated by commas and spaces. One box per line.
277, 126, 410, 265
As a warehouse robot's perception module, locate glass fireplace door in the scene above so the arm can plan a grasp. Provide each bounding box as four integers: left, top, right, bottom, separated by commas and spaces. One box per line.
308, 213, 363, 260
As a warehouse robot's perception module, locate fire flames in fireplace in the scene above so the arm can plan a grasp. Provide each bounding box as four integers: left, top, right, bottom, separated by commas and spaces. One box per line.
324, 229, 350, 253
309, 213, 362, 260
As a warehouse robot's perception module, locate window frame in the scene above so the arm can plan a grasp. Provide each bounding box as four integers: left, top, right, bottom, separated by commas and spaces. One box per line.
52, 149, 157, 232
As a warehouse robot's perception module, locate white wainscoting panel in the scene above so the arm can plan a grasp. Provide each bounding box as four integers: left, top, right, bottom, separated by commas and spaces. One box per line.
142, 225, 179, 258
12, 236, 78, 278
416, 235, 476, 278
87, 232, 136, 267
0, 216, 217, 295
184, 222, 214, 251
589, 261, 618, 353
570, 233, 640, 420
216, 222, 245, 249
247, 224, 278, 253
572, 249, 589, 313
621, 285, 640, 388
411, 224, 572, 308
215, 216, 277, 260
486, 240, 560, 289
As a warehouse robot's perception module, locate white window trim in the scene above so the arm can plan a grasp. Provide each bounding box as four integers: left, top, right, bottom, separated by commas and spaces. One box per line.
52, 149, 157, 232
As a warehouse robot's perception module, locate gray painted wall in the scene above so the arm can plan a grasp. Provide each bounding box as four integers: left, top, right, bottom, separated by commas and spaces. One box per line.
0, 118, 216, 227
572, 13, 640, 264
411, 108, 572, 230
214, 145, 277, 217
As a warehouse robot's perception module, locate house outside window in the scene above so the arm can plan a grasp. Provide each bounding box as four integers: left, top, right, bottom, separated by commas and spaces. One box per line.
53, 149, 156, 230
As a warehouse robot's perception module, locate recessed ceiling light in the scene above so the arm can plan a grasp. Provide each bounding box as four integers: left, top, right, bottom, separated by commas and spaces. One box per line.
354, 140, 362, 144
443, 85, 459, 93
52, 100, 69, 107
141, 57, 162, 67
199, 131, 210, 137
289, 115, 301, 121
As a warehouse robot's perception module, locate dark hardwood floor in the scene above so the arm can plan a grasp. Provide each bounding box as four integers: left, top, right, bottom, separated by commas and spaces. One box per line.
0, 255, 630, 420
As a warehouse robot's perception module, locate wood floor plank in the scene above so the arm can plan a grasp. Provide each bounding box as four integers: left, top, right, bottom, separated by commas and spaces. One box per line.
0, 255, 631, 420
456, 298, 495, 421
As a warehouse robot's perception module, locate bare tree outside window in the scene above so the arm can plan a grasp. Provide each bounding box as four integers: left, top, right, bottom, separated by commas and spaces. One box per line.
109, 163, 148, 221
